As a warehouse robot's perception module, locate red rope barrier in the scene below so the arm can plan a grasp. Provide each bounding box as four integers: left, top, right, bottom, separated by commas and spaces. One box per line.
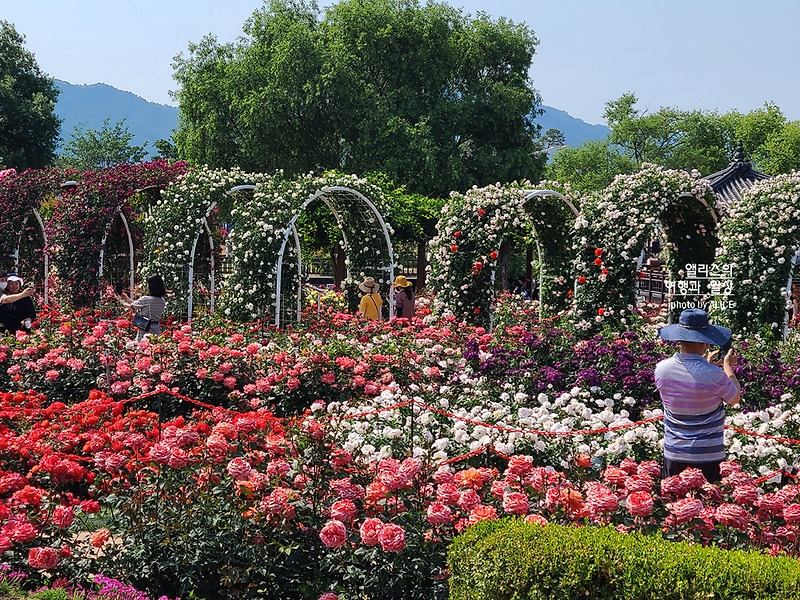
725, 426, 800, 446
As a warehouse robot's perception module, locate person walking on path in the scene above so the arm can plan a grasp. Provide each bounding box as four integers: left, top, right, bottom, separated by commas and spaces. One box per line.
358, 276, 383, 321
655, 308, 741, 483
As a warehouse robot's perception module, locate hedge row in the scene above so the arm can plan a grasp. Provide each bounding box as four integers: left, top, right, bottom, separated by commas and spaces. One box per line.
448, 519, 800, 600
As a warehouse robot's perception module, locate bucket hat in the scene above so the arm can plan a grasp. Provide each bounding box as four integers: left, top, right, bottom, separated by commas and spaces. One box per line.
658, 308, 731, 346
392, 275, 412, 288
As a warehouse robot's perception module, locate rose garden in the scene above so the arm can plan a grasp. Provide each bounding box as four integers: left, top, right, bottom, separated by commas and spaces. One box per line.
0, 161, 799, 599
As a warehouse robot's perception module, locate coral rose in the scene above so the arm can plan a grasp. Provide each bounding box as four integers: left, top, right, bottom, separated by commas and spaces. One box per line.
90, 528, 111, 548
330, 499, 358, 523
626, 491, 654, 518
524, 513, 548, 526
468, 504, 498, 526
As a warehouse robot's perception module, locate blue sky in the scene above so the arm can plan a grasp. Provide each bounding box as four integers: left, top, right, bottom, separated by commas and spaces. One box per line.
3, 0, 799, 125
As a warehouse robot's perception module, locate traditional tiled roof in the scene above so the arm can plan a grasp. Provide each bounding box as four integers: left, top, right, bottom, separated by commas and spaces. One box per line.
704, 143, 770, 217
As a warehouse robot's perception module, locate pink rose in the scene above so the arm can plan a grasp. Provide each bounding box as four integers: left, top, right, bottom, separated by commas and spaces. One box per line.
330, 499, 358, 522
10, 521, 38, 542
626, 491, 654, 518
359, 517, 384, 546
732, 485, 759, 506
715, 503, 750, 530
28, 546, 59, 570
457, 489, 481, 511
319, 594, 339, 600
320, 520, 348, 548
226, 458, 253, 481
524, 513, 548, 526
502, 491, 529, 515
669, 498, 703, 524
436, 483, 460, 505
784, 504, 800, 523
378, 522, 406, 552
426, 502, 454, 525
506, 455, 534, 478
678, 468, 707, 490
52, 506, 74, 529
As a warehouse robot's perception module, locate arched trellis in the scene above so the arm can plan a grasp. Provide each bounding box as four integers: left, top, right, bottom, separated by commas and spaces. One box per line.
714, 172, 800, 338
142, 167, 270, 320
14, 208, 49, 304
428, 181, 580, 326
219, 172, 396, 325
46, 161, 188, 307
97, 205, 135, 303
572, 164, 720, 334
274, 185, 396, 326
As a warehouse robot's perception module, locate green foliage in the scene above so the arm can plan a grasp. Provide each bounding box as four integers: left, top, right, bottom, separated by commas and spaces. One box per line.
0, 20, 61, 169
545, 139, 636, 193
449, 519, 800, 600
172, 0, 546, 197
59, 118, 148, 170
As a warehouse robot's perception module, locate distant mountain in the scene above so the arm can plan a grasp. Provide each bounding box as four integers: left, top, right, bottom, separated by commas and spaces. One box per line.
537, 105, 610, 147
54, 80, 179, 156
53, 80, 609, 156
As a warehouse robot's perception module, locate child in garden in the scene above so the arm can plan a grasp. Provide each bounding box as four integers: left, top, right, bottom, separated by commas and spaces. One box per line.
655, 308, 741, 483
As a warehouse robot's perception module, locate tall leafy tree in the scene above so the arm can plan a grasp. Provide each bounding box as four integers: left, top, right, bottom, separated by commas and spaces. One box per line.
172, 0, 546, 197
545, 140, 635, 193
59, 118, 147, 170
0, 20, 61, 169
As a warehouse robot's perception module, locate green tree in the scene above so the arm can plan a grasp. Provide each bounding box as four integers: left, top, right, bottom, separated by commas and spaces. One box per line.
603, 92, 730, 174
0, 20, 61, 169
172, 0, 546, 197
59, 118, 147, 170
545, 140, 635, 193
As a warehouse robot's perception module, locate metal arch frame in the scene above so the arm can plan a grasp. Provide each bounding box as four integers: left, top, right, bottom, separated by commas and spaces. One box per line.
488, 189, 574, 331
14, 209, 50, 304
186, 200, 219, 322
98, 206, 135, 302
275, 186, 396, 327
677, 190, 719, 225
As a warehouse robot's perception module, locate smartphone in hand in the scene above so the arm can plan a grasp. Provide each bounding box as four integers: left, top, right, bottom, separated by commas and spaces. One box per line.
719, 339, 733, 355
114, 283, 124, 295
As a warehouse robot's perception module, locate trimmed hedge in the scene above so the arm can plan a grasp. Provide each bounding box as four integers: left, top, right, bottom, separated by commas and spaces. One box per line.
448, 519, 800, 600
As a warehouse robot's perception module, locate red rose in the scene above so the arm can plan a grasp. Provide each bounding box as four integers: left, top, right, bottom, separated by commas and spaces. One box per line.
52, 506, 74, 529
473, 261, 482, 272
715, 503, 750, 530
378, 522, 406, 552
478, 208, 485, 216
450, 245, 458, 252
601, 268, 609, 275
594, 257, 602, 266
319, 519, 348, 548
330, 499, 358, 522
578, 276, 586, 284
473, 307, 481, 314
489, 251, 498, 260
597, 308, 605, 316
669, 497, 703, 524
594, 248, 603, 256
784, 503, 800, 523
28, 546, 59, 570
453, 231, 461, 238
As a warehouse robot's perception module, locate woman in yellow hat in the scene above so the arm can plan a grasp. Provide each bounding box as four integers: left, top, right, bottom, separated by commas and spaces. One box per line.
392, 275, 415, 319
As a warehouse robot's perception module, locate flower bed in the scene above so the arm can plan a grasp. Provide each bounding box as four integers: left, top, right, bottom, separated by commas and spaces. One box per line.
0, 305, 798, 598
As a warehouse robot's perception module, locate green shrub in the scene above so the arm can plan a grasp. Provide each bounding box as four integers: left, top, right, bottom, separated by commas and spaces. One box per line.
448, 519, 800, 600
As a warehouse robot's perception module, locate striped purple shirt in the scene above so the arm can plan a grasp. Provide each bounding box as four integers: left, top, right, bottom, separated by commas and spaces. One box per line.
654, 353, 739, 463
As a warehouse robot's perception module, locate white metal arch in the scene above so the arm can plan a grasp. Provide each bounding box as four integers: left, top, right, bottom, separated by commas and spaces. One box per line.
98, 206, 135, 302
186, 200, 219, 321
14, 208, 49, 304
275, 186, 396, 326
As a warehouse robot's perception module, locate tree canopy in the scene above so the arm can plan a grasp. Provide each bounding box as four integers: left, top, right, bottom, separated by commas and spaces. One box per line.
59, 118, 148, 170
0, 20, 61, 170
547, 94, 800, 192
172, 0, 547, 197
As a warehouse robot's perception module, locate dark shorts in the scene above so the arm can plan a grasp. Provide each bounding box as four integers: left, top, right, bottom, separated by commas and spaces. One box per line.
663, 458, 721, 484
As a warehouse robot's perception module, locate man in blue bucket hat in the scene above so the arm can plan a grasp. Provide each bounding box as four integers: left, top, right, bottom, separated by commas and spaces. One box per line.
655, 308, 741, 483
